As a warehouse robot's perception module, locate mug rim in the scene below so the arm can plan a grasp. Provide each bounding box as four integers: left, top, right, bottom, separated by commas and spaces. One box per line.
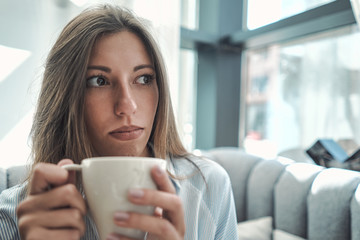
82, 156, 166, 163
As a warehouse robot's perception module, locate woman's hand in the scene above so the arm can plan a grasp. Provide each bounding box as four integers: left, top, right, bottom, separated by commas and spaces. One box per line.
17, 160, 87, 240
109, 165, 185, 240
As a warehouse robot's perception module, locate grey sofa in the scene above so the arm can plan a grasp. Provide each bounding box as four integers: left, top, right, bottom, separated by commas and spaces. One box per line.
2, 147, 360, 239
0, 165, 28, 193
205, 147, 360, 240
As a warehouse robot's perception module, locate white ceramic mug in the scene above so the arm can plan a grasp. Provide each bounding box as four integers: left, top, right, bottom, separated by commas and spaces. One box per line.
62, 156, 167, 240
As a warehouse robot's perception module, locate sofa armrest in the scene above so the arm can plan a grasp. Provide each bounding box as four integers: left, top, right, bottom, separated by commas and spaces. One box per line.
7, 165, 29, 188
0, 165, 29, 193
0, 167, 6, 193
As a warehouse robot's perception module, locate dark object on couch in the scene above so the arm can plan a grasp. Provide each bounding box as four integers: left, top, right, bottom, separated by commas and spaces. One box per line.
306, 139, 360, 171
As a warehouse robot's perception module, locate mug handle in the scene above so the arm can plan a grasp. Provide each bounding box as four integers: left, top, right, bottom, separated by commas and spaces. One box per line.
61, 164, 83, 171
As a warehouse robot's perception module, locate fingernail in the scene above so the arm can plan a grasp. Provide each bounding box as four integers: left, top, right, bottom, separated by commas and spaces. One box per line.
129, 188, 144, 198
106, 233, 121, 240
114, 212, 129, 221
155, 165, 163, 176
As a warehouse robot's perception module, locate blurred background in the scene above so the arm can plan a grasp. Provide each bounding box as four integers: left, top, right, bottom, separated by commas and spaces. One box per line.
1, 0, 360, 167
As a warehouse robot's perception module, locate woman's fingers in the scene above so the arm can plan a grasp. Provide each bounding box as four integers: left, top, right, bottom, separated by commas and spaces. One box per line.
18, 161, 87, 240
21, 226, 82, 240
17, 184, 86, 216
154, 207, 163, 218
150, 165, 185, 234
151, 165, 176, 194
19, 208, 86, 235
114, 165, 185, 239
58, 159, 77, 185
113, 211, 179, 239
29, 160, 75, 195
128, 188, 184, 229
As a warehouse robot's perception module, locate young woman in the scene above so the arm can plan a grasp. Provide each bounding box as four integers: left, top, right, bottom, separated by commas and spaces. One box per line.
0, 4, 238, 240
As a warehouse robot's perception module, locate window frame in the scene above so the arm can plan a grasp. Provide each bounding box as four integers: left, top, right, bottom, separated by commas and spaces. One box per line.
180, 0, 357, 149
227, 0, 356, 49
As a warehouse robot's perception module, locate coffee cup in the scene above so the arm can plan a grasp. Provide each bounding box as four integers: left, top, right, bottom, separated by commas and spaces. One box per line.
62, 156, 167, 240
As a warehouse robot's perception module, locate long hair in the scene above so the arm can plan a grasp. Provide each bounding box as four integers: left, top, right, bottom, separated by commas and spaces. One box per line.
30, 4, 188, 176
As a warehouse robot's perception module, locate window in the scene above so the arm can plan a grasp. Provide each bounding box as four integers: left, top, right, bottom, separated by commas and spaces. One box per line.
247, 0, 335, 30
181, 0, 199, 30
178, 49, 198, 151
243, 25, 360, 158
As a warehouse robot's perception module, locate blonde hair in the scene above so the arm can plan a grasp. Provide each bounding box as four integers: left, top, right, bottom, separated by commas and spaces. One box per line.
30, 4, 188, 173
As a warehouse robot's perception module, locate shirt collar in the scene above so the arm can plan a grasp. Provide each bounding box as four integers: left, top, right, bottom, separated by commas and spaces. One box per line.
147, 142, 182, 193
166, 154, 182, 193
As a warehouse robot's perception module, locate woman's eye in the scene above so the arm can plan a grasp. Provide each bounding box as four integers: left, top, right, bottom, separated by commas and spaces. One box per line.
86, 76, 108, 87
136, 74, 154, 85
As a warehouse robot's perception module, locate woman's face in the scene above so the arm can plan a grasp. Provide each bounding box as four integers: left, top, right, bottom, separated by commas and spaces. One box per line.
84, 31, 159, 157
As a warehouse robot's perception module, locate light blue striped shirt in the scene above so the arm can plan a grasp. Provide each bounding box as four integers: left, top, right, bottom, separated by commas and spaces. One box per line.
0, 155, 238, 239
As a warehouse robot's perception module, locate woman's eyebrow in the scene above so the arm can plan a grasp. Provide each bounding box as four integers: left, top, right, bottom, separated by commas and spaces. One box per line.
87, 64, 154, 72
134, 64, 154, 72
87, 65, 111, 72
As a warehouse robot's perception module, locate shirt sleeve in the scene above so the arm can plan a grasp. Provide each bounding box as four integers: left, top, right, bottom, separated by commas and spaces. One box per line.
213, 172, 239, 240
169, 156, 239, 240
0, 209, 20, 240
0, 185, 25, 240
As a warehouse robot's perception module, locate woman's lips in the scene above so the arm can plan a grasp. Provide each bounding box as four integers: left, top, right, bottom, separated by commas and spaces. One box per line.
109, 126, 144, 141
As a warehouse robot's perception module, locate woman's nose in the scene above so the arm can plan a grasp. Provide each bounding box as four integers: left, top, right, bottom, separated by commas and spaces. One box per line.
114, 85, 137, 116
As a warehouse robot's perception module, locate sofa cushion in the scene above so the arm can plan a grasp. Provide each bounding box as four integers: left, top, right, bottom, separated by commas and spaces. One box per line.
247, 159, 287, 220
273, 229, 306, 240
205, 147, 263, 222
274, 163, 323, 238
351, 185, 360, 240
308, 168, 360, 239
237, 216, 272, 240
